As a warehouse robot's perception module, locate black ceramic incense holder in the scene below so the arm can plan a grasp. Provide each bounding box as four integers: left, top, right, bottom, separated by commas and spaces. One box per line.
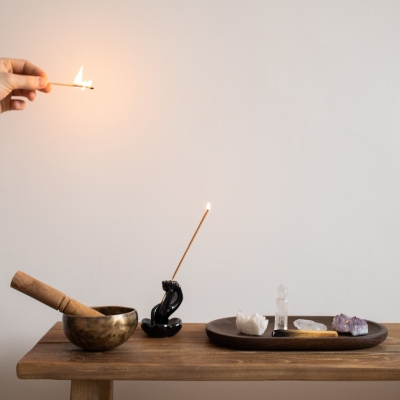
141, 280, 183, 338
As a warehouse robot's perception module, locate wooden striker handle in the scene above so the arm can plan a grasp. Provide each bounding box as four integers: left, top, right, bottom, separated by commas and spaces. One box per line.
11, 271, 103, 317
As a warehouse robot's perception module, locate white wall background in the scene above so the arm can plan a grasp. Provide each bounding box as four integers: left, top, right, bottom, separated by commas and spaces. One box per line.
1, 0, 400, 398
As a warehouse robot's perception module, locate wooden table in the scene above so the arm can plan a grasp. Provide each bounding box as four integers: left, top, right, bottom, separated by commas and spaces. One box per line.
17, 322, 400, 400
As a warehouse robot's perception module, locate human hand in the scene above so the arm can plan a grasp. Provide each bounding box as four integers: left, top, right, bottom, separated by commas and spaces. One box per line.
0, 58, 51, 114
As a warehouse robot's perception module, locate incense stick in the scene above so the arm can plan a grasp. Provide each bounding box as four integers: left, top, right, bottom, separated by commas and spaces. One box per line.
49, 82, 94, 90
160, 203, 210, 304
171, 203, 210, 281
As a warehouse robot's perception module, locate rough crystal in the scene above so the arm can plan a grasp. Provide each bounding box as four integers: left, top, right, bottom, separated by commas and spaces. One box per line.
277, 284, 288, 299
274, 284, 288, 330
332, 314, 368, 336
332, 314, 350, 333
236, 311, 269, 336
294, 319, 327, 331
348, 317, 368, 336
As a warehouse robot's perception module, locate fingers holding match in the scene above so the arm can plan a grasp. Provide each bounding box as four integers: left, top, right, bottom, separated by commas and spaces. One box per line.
10, 99, 26, 111
6, 59, 52, 93
7, 74, 48, 91
41, 83, 52, 93
0, 58, 53, 114
8, 58, 46, 77
12, 89, 36, 101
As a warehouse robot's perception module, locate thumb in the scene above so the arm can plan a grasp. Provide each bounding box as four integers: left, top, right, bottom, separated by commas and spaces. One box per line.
6, 73, 48, 91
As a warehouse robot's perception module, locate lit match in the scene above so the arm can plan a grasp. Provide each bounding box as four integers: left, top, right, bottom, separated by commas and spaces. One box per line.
49, 83, 94, 90
49, 66, 94, 90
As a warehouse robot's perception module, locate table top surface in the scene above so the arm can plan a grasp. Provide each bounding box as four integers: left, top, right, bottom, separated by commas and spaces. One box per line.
17, 322, 400, 381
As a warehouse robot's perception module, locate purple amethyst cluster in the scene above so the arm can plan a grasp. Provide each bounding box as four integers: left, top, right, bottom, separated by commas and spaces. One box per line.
332, 314, 368, 336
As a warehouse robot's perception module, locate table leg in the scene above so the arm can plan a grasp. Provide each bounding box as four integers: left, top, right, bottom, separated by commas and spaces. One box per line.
99, 381, 113, 400
70, 380, 113, 400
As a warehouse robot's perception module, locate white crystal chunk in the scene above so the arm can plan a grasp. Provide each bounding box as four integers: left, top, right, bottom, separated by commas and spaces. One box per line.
236, 311, 269, 336
294, 319, 327, 331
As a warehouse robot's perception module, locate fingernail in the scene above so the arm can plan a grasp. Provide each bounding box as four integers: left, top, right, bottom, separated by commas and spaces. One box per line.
38, 77, 47, 88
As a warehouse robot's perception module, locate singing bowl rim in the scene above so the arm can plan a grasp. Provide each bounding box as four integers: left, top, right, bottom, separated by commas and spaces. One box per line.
63, 305, 136, 317
62, 305, 138, 351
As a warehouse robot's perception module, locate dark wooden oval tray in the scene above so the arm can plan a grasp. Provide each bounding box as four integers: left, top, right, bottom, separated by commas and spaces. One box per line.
206, 316, 388, 351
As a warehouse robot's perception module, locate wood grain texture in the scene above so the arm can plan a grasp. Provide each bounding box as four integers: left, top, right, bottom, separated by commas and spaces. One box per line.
11, 271, 103, 317
70, 380, 99, 400
99, 381, 113, 400
17, 322, 400, 381
70, 380, 113, 400
272, 329, 338, 337
63, 299, 104, 318
11, 271, 66, 310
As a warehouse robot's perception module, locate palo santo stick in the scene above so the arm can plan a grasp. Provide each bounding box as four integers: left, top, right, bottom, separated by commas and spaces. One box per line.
171, 202, 210, 281
11, 271, 103, 317
272, 329, 338, 338
49, 82, 94, 90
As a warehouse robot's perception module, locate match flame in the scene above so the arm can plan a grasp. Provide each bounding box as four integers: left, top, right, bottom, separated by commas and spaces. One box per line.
206, 202, 211, 211
74, 66, 92, 90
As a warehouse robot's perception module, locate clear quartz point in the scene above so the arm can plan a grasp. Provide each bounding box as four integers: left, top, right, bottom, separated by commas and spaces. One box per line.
294, 319, 327, 331
274, 284, 288, 330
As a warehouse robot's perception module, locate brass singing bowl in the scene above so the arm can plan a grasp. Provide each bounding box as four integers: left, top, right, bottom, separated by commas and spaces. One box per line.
62, 306, 138, 351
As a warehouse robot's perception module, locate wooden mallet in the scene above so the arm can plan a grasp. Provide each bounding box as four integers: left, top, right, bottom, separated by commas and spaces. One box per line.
11, 271, 103, 317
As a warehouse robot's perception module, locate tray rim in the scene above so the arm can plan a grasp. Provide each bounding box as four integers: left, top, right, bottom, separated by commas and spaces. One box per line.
205, 315, 388, 351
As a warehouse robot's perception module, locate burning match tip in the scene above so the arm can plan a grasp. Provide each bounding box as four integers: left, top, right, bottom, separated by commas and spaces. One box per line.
74, 84, 94, 90
206, 202, 211, 211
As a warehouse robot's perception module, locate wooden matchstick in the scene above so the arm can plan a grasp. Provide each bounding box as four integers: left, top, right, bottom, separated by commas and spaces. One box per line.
272, 329, 338, 338
49, 82, 94, 90
171, 203, 210, 281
